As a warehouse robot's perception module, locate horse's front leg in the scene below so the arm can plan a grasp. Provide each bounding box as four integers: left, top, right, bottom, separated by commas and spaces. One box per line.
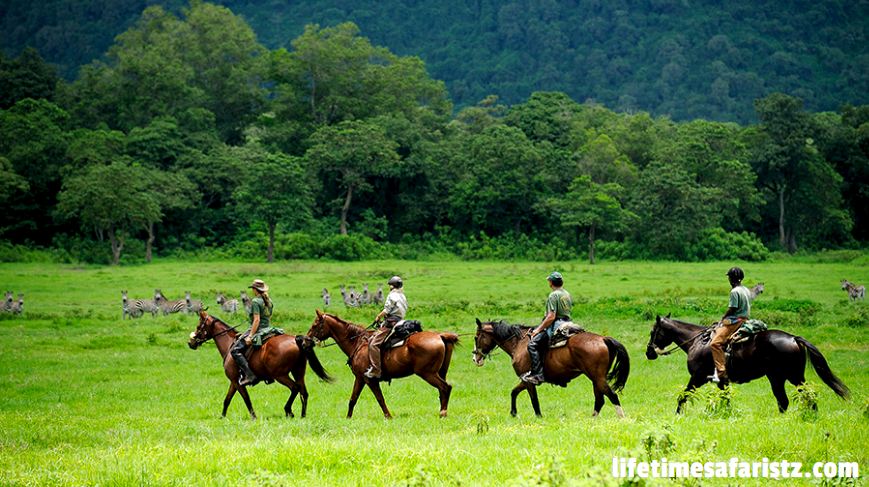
527, 384, 542, 417
347, 375, 365, 418
509, 382, 527, 417
222, 383, 237, 418
367, 380, 393, 419
676, 375, 705, 414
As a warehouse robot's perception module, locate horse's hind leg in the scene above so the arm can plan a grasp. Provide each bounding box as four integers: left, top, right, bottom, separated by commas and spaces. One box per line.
419, 371, 452, 418
237, 385, 257, 420
222, 383, 237, 418
274, 375, 300, 418
603, 385, 625, 418
591, 380, 606, 417
768, 375, 789, 413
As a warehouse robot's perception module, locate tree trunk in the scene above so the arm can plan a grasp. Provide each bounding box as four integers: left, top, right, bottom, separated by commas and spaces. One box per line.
777, 184, 787, 250
267, 222, 276, 263
145, 221, 155, 263
588, 225, 596, 265
340, 184, 354, 235
108, 226, 123, 266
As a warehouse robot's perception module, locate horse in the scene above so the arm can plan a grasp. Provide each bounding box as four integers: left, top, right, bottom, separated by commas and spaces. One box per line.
646, 315, 850, 414
307, 310, 458, 418
188, 310, 333, 420
841, 279, 865, 301
472, 319, 629, 418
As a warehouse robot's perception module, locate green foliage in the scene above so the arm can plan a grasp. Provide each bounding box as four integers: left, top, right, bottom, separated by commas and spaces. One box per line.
842, 304, 869, 328
685, 227, 770, 262
791, 383, 819, 422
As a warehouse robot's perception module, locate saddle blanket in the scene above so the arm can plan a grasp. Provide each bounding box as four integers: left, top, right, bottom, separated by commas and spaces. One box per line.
550, 321, 584, 348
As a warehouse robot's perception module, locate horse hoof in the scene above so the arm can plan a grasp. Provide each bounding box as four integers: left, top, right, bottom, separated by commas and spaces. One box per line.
439, 410, 448, 418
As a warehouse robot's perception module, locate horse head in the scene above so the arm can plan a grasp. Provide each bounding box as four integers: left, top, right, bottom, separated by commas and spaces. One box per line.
646, 314, 673, 360
188, 310, 216, 349
473, 318, 499, 366
308, 309, 333, 344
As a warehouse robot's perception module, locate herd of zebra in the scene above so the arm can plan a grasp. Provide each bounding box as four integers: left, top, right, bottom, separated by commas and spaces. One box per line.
3, 291, 23, 315
122, 289, 254, 319
322, 284, 384, 308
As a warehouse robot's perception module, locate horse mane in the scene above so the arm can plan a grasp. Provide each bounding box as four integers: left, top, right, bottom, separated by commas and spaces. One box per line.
661, 316, 706, 330
491, 320, 531, 341
323, 313, 368, 335
208, 313, 239, 336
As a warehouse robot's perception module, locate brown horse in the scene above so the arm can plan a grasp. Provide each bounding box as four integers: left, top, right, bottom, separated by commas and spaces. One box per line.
473, 319, 629, 418
188, 310, 333, 420
307, 310, 458, 418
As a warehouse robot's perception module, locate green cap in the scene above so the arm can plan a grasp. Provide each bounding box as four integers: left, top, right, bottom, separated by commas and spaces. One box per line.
547, 271, 563, 281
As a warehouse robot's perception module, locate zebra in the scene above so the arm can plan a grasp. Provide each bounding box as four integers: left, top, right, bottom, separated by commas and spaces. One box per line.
3, 291, 13, 312
121, 290, 157, 319
360, 284, 371, 305
240, 290, 252, 314
10, 293, 23, 315
155, 289, 186, 315
216, 293, 238, 314
348, 286, 360, 307
185, 291, 203, 314
322, 288, 331, 307
841, 279, 866, 301
374, 284, 384, 305
340, 285, 356, 308
749, 282, 764, 301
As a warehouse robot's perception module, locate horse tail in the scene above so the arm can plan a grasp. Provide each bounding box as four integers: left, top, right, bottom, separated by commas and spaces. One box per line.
795, 336, 849, 399
438, 333, 459, 380
604, 337, 630, 393
296, 336, 334, 383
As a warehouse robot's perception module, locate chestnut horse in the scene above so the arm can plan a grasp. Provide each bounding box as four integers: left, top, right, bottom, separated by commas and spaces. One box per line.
472, 319, 629, 418
188, 310, 333, 419
307, 310, 458, 418
646, 315, 850, 413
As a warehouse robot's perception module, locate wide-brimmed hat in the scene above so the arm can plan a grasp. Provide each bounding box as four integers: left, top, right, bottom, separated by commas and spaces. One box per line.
249, 279, 269, 292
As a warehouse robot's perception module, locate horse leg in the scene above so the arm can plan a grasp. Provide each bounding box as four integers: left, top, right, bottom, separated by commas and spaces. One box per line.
527, 384, 542, 417
237, 385, 257, 420
419, 371, 452, 418
591, 379, 606, 417
298, 379, 309, 418
347, 376, 365, 419
768, 375, 789, 413
222, 383, 237, 418
510, 382, 527, 417
367, 380, 393, 419
604, 385, 625, 418
274, 375, 299, 418
676, 376, 705, 414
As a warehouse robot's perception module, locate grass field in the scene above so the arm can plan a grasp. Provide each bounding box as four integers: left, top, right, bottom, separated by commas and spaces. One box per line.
0, 259, 867, 486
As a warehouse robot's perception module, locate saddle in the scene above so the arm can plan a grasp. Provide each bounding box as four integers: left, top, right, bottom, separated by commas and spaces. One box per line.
383, 320, 423, 349
549, 321, 584, 348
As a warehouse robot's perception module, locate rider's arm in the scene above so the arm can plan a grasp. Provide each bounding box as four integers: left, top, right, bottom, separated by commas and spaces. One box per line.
246, 314, 260, 343
532, 311, 556, 336
375, 309, 386, 322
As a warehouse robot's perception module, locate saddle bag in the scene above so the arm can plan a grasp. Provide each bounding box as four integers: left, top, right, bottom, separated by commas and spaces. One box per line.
384, 320, 423, 349
549, 322, 584, 348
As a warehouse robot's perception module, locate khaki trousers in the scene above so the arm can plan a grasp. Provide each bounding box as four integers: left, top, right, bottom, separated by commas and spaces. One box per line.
367, 327, 390, 376
710, 321, 741, 375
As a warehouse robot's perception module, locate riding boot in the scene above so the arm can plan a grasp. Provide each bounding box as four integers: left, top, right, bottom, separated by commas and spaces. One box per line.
231, 340, 258, 386
522, 332, 548, 384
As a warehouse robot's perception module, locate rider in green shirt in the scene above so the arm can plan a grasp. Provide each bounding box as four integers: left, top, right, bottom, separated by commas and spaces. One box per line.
521, 271, 573, 385
231, 279, 275, 386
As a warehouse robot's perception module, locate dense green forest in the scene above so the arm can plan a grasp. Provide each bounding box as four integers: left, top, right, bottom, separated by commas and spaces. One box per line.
1, 0, 867, 123
0, 2, 867, 264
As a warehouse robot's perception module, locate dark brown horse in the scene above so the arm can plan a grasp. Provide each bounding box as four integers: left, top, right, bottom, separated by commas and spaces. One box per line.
472, 319, 629, 417
188, 310, 333, 419
307, 310, 458, 418
646, 315, 850, 413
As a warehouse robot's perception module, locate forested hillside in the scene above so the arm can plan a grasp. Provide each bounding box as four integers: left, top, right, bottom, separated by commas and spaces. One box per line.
0, 2, 867, 265
1, 0, 867, 123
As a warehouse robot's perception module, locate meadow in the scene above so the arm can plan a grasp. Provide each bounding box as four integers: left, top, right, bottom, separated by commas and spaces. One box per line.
0, 258, 866, 486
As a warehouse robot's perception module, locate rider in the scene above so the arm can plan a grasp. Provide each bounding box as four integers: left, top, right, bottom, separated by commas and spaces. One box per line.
710, 266, 751, 384
231, 279, 275, 386
521, 271, 572, 385
365, 275, 408, 379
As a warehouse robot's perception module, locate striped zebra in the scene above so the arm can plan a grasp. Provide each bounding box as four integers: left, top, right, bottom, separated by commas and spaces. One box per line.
185, 291, 203, 314
155, 289, 186, 315
121, 290, 157, 319
240, 290, 252, 314
3, 291, 13, 312
374, 284, 384, 305
749, 283, 764, 301
842, 279, 866, 301
360, 284, 371, 305
10, 293, 23, 315
322, 288, 331, 307
216, 293, 238, 314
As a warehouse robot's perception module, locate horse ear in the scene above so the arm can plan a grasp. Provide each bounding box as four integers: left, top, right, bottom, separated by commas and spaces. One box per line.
475, 318, 482, 327
316, 309, 323, 317
199, 309, 207, 318
666, 312, 671, 319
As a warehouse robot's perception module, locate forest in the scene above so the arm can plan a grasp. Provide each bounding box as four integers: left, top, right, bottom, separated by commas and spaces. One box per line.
0, 2, 867, 264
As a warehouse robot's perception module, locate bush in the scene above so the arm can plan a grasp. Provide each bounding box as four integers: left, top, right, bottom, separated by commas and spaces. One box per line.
0, 241, 58, 263
320, 234, 384, 260
686, 227, 769, 261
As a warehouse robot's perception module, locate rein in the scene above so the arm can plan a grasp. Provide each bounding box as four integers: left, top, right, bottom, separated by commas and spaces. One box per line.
197, 317, 240, 344
653, 323, 709, 356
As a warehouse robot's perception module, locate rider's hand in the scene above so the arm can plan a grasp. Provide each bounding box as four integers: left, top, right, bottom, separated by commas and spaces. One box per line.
245, 336, 252, 346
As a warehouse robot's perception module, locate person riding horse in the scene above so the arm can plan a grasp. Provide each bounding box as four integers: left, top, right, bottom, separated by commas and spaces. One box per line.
365, 275, 408, 379
521, 271, 573, 385
231, 279, 277, 386
711, 266, 752, 384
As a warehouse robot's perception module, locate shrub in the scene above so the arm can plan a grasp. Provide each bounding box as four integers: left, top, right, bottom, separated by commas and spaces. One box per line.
686, 227, 769, 262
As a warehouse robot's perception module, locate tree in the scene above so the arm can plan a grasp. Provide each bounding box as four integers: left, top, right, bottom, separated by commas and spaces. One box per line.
233, 146, 313, 262
549, 175, 636, 264
143, 172, 198, 262
0, 47, 58, 109
305, 120, 399, 235
55, 161, 161, 265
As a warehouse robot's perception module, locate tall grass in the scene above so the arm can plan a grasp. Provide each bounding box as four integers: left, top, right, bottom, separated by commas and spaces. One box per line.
0, 259, 866, 485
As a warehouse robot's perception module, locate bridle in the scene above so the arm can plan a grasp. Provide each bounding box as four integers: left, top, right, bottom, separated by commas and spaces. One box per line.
310, 315, 371, 348
192, 314, 239, 345
649, 319, 707, 356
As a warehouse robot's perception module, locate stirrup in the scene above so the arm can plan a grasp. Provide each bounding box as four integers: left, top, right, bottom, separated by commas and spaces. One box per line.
364, 366, 380, 379
521, 372, 544, 385
710, 370, 720, 383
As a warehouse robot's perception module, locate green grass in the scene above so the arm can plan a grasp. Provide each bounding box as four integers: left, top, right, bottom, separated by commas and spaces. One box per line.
0, 259, 867, 486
